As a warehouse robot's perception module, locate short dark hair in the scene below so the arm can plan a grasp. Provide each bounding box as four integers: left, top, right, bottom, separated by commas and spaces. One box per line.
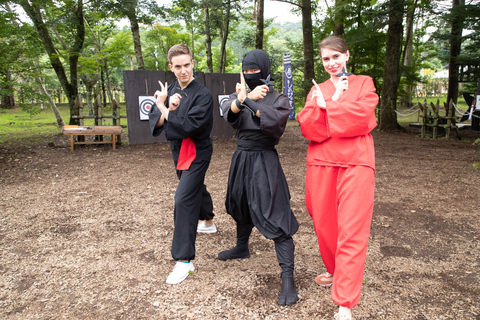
168, 44, 192, 63
319, 36, 348, 57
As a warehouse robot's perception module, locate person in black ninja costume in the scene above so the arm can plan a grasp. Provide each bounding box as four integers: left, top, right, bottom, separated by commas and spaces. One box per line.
149, 44, 214, 285
219, 49, 299, 306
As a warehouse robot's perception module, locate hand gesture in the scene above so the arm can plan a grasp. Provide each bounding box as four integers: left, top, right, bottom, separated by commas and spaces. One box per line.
236, 72, 247, 103
247, 84, 269, 101
332, 76, 348, 101
169, 93, 182, 111
311, 79, 326, 109
154, 81, 168, 107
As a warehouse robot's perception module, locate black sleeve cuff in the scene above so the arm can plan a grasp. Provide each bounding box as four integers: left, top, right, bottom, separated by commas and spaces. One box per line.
243, 97, 259, 115
235, 99, 245, 109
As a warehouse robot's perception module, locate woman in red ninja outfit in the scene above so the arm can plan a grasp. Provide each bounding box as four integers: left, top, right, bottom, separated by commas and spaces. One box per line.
297, 36, 379, 320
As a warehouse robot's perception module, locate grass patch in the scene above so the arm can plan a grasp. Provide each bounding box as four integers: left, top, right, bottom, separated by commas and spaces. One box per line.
0, 103, 127, 146
0, 107, 65, 144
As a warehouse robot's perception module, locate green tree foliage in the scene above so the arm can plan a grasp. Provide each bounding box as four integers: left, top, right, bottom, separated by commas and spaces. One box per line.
455, 2, 480, 93
167, 0, 203, 58
320, 0, 388, 82
0, 3, 66, 124
99, 0, 161, 70
1, 0, 476, 134
0, 5, 25, 108
143, 24, 191, 70
79, 13, 134, 114
430, 0, 480, 102
9, 0, 85, 124
164, 0, 245, 73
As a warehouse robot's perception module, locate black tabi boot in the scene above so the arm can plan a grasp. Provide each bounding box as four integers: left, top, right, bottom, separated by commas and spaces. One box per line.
275, 237, 298, 306
218, 223, 252, 260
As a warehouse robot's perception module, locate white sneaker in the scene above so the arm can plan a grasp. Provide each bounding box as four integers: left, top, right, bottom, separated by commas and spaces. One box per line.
334, 306, 352, 320
197, 221, 217, 233
166, 261, 195, 284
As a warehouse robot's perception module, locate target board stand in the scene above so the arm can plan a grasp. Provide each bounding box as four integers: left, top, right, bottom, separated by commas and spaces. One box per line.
139, 96, 156, 120
218, 95, 229, 117
124, 70, 236, 145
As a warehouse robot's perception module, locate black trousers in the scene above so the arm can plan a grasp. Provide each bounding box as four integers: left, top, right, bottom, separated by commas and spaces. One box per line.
171, 160, 213, 260
225, 147, 298, 239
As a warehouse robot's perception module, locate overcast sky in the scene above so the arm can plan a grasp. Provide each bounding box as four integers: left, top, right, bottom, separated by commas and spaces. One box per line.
261, 0, 301, 23
154, 0, 302, 23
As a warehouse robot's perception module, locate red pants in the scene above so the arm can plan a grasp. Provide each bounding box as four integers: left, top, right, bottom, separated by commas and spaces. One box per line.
305, 165, 374, 309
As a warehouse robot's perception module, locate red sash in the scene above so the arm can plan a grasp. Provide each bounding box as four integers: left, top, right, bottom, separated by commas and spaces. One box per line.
176, 137, 196, 170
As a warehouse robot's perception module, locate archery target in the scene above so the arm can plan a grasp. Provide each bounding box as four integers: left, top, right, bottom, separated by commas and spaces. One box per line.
218, 95, 229, 117
139, 96, 155, 120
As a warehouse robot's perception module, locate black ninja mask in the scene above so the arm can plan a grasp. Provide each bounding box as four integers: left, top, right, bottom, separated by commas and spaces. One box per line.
242, 49, 273, 90
243, 73, 263, 90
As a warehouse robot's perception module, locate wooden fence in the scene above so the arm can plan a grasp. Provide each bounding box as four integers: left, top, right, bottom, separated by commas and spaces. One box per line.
418, 99, 460, 139
71, 93, 127, 143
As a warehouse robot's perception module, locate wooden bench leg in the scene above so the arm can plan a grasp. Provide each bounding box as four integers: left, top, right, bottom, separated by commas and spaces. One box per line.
70, 135, 74, 151
112, 134, 116, 150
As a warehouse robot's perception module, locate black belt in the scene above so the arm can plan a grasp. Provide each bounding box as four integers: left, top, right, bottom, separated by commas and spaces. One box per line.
236, 139, 275, 151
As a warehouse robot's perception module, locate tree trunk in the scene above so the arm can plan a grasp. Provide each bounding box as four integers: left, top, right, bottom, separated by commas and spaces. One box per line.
129, 15, 145, 70
401, 0, 417, 67
191, 27, 195, 60
2, 4, 17, 109
84, 18, 113, 105
104, 61, 114, 107
350, 0, 365, 74
334, 0, 345, 36
447, 0, 464, 105
302, 0, 314, 98
379, 0, 404, 131
0, 68, 15, 109
80, 73, 99, 115
218, 1, 231, 73
255, 0, 264, 49
402, 40, 413, 106
204, 7, 213, 73
401, 0, 417, 107
37, 81, 65, 127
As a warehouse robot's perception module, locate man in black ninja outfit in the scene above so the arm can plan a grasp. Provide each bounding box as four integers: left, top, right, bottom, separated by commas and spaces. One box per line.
149, 44, 214, 285
219, 49, 299, 306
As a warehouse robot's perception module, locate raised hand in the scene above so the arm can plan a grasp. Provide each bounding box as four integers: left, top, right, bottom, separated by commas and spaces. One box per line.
311, 79, 326, 109
236, 72, 247, 103
154, 81, 170, 120
154, 81, 168, 107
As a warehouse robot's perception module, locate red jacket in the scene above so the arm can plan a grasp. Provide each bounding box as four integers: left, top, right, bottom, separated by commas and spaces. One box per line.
297, 75, 378, 170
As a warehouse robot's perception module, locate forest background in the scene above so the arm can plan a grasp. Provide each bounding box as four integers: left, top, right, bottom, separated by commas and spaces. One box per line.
0, 0, 479, 136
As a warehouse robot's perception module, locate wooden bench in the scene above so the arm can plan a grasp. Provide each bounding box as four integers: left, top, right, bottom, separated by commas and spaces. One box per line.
62, 125, 122, 151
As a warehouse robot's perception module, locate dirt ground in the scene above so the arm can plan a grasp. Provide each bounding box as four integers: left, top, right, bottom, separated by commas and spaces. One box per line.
1, 122, 479, 320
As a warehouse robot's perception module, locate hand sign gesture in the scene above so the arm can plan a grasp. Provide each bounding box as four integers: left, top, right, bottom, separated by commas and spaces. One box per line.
236, 72, 247, 103
154, 81, 168, 107
154, 81, 170, 120
311, 79, 326, 109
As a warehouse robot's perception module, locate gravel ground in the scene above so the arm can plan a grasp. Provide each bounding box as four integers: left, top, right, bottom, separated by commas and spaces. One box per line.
1, 123, 479, 319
